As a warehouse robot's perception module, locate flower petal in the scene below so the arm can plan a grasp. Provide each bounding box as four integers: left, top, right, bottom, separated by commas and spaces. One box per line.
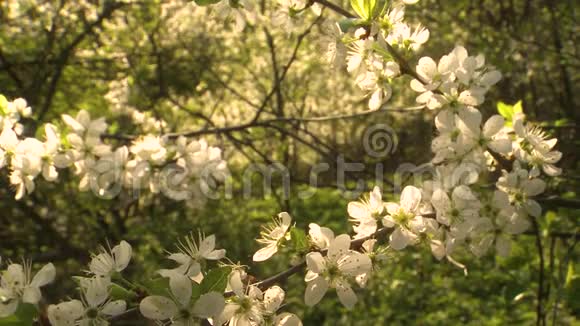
199, 234, 216, 255
139, 296, 178, 320
483, 115, 505, 137
22, 286, 41, 304
169, 273, 192, 307
389, 227, 411, 250
431, 189, 451, 225
274, 312, 303, 326
84, 277, 110, 308
327, 234, 351, 261
279, 212, 292, 230
304, 277, 328, 307
31, 263, 56, 287
228, 270, 245, 298
253, 243, 278, 262
495, 235, 511, 257
193, 292, 225, 319
524, 179, 546, 196
0, 301, 18, 318
47, 300, 84, 325
400, 186, 422, 213
338, 252, 372, 276
263, 286, 285, 313
335, 281, 357, 309
112, 240, 132, 272
305, 252, 325, 274
347, 202, 370, 220
102, 300, 126, 316
488, 139, 512, 154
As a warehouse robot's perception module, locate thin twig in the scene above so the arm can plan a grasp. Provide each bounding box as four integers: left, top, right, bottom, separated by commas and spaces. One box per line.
530, 216, 546, 326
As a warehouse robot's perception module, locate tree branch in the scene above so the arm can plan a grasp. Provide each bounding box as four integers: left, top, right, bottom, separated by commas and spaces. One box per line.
312, 0, 355, 18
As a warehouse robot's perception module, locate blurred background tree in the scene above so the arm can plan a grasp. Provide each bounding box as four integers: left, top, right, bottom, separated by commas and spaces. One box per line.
0, 0, 578, 325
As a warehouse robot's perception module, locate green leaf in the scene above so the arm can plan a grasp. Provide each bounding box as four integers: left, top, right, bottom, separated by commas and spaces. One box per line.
110, 283, 137, 301
565, 263, 575, 288
0, 303, 37, 326
565, 272, 580, 311
0, 95, 7, 115
193, 0, 221, 5
497, 100, 523, 127
365, 0, 377, 20
291, 228, 308, 252
144, 277, 171, 296
200, 267, 231, 294
497, 101, 513, 120
375, 0, 389, 17
350, 0, 378, 20
554, 118, 570, 127
191, 282, 201, 301
544, 210, 557, 229
350, 0, 366, 19
513, 100, 523, 115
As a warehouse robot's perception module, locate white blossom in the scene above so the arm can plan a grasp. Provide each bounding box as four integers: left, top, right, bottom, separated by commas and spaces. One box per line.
347, 186, 385, 238
458, 114, 512, 155
0, 262, 55, 317
89, 240, 132, 277
253, 212, 292, 262
319, 21, 346, 68
470, 191, 528, 257
62, 110, 107, 137
213, 0, 256, 32
308, 223, 334, 250
382, 186, 425, 250
271, 0, 308, 32
513, 118, 562, 177
140, 272, 225, 324
216, 270, 265, 325
304, 234, 371, 308
48, 277, 126, 326
162, 233, 226, 282
496, 163, 546, 218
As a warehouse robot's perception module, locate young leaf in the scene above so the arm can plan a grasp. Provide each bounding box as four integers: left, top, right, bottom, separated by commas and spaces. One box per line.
110, 283, 137, 301
200, 267, 231, 294
0, 95, 7, 114
512, 100, 523, 115
365, 0, 378, 20
497, 100, 523, 127
351, 0, 377, 20
194, 0, 221, 6
497, 101, 513, 121
565, 263, 575, 288
351, 0, 367, 19
191, 282, 202, 301
0, 303, 37, 326
291, 228, 309, 252
144, 277, 171, 296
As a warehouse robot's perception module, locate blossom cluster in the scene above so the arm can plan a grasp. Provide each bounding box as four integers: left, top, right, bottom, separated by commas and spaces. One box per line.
195, 0, 323, 33
340, 42, 562, 261
0, 96, 227, 201
319, 0, 428, 110
47, 241, 132, 325
0, 260, 55, 318
309, 0, 562, 262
